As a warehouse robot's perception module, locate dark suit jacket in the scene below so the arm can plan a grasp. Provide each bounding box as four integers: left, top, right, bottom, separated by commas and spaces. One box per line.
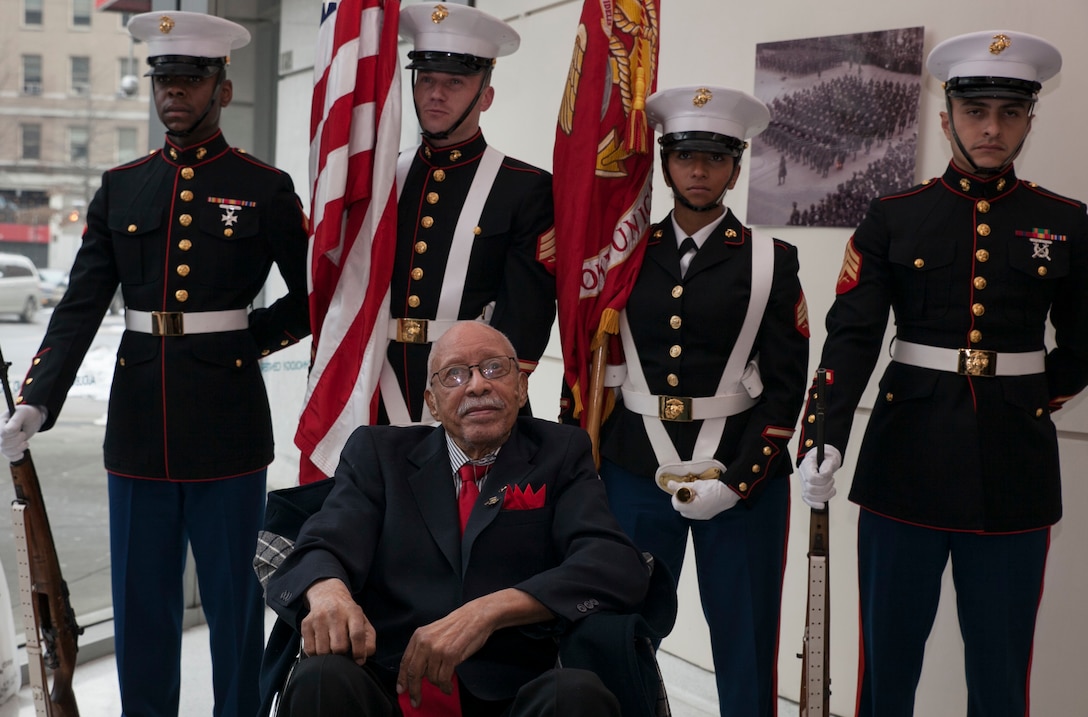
600, 210, 809, 502
798, 162, 1088, 531
267, 418, 650, 701
18, 130, 310, 480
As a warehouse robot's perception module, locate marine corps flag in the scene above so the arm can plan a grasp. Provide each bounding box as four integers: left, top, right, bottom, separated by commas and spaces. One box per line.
553, 0, 659, 428
294, 0, 401, 483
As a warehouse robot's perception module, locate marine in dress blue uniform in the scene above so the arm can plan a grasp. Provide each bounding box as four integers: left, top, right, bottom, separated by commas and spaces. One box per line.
597, 86, 810, 716
797, 31, 1088, 716
381, 4, 556, 424
2, 12, 310, 717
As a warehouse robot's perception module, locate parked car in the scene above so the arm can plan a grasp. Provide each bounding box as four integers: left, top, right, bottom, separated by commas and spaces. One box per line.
38, 267, 69, 308
0, 252, 41, 322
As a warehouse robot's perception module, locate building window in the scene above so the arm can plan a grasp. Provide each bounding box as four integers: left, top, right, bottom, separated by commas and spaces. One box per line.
22, 125, 42, 160
72, 0, 91, 27
71, 56, 91, 95
22, 55, 43, 95
117, 128, 139, 163
119, 56, 140, 82
70, 126, 90, 163
24, 0, 43, 26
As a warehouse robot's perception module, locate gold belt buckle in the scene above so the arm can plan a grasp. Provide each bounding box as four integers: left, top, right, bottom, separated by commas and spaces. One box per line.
151, 311, 184, 337
958, 348, 996, 377
396, 318, 428, 344
658, 395, 693, 422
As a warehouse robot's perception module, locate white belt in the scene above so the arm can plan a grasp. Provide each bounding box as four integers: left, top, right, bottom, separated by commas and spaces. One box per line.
621, 389, 758, 422
892, 339, 1045, 377
386, 318, 458, 344
125, 308, 249, 336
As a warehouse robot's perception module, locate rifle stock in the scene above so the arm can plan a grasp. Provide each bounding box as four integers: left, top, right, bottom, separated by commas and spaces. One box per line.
2, 345, 81, 716
799, 368, 830, 716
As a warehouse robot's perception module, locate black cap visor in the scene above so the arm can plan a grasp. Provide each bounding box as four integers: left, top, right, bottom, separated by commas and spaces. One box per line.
145, 55, 225, 78
945, 76, 1041, 100
660, 131, 747, 157
407, 50, 493, 75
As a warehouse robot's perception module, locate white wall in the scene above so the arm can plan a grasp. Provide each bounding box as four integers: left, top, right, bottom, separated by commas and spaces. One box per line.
273, 1, 1088, 714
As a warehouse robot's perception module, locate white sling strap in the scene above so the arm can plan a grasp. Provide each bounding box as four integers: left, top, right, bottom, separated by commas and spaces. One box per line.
619, 230, 775, 466
381, 146, 506, 425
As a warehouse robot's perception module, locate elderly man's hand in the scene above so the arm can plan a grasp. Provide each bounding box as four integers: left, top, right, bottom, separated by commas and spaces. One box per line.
299, 578, 375, 664
396, 588, 551, 709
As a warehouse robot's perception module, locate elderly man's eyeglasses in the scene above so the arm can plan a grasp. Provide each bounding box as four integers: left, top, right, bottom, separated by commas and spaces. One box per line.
432, 356, 517, 388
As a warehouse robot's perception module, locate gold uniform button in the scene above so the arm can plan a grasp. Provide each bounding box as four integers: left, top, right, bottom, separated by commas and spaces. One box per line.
15, 396, 23, 404
177, 264, 191, 277
179, 214, 193, 227
235, 359, 243, 367
432, 169, 446, 182
128, 224, 138, 233
426, 192, 439, 205
972, 303, 985, 316
473, 226, 482, 235
976, 249, 989, 262
762, 446, 772, 456
668, 345, 682, 358
180, 190, 194, 202
669, 315, 682, 329
175, 289, 189, 302
24, 377, 33, 385
750, 464, 760, 473
261, 349, 270, 356
1035, 408, 1044, 417
33, 358, 41, 366
179, 239, 192, 251
181, 167, 194, 180
977, 223, 991, 237
119, 358, 125, 367
196, 147, 207, 160
886, 392, 894, 402
1038, 266, 1048, 277
970, 330, 982, 343
804, 438, 814, 448
914, 258, 925, 269
654, 229, 664, 238
414, 241, 427, 254
410, 268, 423, 280
807, 414, 815, 424
280, 340, 289, 347
739, 482, 749, 492
408, 295, 421, 308
421, 216, 434, 229
224, 228, 234, 237
666, 373, 679, 387
973, 276, 987, 290
671, 285, 683, 299
976, 200, 990, 213
959, 178, 971, 192
449, 149, 462, 161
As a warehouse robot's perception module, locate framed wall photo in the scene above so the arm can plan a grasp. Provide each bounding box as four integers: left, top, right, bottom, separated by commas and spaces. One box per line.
746, 26, 925, 228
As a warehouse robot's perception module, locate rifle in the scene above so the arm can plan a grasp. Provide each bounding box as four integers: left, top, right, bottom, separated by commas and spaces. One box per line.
1, 343, 81, 716
799, 367, 830, 716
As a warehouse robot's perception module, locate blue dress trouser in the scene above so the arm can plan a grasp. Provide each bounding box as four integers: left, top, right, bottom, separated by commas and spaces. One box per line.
109, 471, 267, 717
600, 459, 788, 717
856, 509, 1049, 717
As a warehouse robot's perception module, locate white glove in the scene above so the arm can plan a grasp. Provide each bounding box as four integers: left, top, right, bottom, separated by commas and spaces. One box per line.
1, 405, 45, 463
798, 444, 842, 510
667, 479, 739, 520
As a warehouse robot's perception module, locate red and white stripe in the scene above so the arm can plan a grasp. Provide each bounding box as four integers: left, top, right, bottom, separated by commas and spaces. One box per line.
294, 0, 401, 482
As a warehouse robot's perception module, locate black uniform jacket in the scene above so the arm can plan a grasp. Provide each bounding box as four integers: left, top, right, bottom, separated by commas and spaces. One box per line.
798, 162, 1088, 532
600, 210, 810, 503
18, 132, 310, 480
267, 418, 650, 702
385, 131, 556, 421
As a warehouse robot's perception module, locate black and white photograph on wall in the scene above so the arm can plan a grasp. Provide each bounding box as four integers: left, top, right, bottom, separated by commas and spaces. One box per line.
746, 26, 925, 228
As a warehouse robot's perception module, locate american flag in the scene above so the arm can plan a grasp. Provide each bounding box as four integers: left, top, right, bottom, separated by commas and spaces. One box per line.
553, 0, 659, 427
294, 0, 402, 483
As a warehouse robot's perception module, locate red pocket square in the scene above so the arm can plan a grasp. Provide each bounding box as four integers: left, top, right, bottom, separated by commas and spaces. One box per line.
503, 483, 547, 510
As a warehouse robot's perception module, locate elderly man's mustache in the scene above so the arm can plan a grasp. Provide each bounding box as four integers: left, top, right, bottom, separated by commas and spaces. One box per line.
457, 396, 505, 416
